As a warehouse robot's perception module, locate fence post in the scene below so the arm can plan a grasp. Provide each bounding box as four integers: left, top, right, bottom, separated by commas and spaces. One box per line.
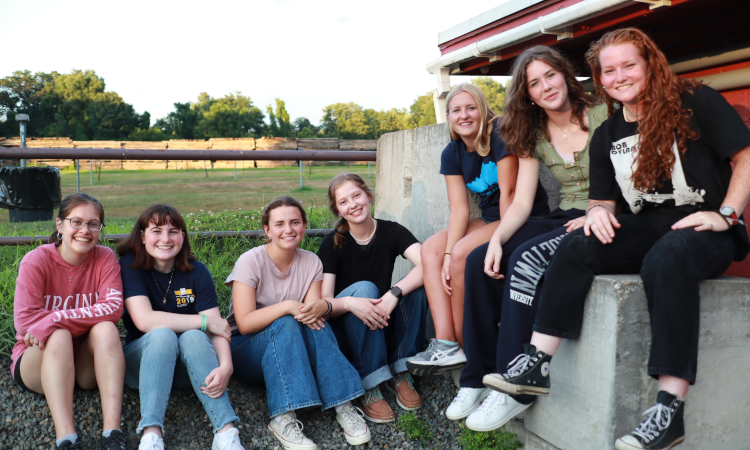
234, 161, 237, 181
16, 114, 29, 168
76, 160, 81, 193
299, 147, 304, 189
90, 159, 93, 185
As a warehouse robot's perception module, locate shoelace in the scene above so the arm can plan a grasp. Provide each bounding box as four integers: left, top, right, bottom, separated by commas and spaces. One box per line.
139, 440, 162, 450
341, 406, 367, 432
393, 372, 416, 390
450, 387, 473, 406
504, 352, 540, 378
280, 416, 308, 442
363, 386, 385, 406
631, 403, 673, 443
475, 391, 506, 414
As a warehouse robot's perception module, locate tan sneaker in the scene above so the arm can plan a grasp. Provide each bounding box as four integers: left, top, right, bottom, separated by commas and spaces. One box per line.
386, 372, 423, 411
357, 386, 395, 423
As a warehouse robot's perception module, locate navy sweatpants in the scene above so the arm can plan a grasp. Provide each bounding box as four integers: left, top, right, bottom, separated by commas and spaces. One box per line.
461, 208, 584, 404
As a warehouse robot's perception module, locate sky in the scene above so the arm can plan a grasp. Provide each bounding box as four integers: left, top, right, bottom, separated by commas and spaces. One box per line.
0, 0, 511, 126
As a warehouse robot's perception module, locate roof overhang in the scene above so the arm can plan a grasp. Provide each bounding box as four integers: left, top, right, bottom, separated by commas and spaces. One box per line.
427, 0, 750, 80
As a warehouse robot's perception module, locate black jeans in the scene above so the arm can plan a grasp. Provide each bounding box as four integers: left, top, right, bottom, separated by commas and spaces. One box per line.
533, 207, 736, 384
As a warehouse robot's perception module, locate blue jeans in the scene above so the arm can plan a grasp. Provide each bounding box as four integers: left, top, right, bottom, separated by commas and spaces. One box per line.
124, 328, 240, 434
330, 281, 427, 390
230, 315, 364, 418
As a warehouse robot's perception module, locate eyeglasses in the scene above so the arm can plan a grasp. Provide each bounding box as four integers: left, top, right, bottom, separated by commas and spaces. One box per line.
63, 217, 104, 231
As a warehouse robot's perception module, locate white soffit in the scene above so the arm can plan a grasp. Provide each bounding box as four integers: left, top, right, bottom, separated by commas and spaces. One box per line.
438, 0, 546, 45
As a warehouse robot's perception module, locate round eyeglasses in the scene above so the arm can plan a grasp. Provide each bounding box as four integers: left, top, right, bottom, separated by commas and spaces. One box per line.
63, 217, 104, 231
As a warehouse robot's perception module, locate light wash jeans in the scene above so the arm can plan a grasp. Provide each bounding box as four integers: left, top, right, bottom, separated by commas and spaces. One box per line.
330, 281, 427, 390
230, 315, 364, 418
124, 328, 240, 434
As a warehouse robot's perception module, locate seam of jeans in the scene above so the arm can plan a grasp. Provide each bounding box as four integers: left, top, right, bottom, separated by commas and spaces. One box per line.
138, 332, 178, 435
269, 401, 321, 419
321, 389, 365, 411
269, 326, 293, 415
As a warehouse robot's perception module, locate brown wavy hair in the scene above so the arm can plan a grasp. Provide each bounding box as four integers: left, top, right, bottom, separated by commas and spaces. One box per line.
50, 193, 105, 246
445, 83, 500, 157
586, 28, 700, 190
261, 196, 308, 243
327, 172, 374, 248
501, 45, 599, 158
117, 204, 195, 272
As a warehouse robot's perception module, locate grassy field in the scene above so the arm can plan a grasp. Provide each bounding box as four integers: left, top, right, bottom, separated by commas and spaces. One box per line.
0, 208, 336, 356
0, 163, 375, 223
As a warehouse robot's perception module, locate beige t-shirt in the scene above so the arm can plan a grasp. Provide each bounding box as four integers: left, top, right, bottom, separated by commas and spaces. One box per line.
224, 245, 324, 332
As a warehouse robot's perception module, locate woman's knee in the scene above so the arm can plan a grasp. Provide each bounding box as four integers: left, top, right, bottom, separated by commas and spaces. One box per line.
345, 281, 380, 299
88, 321, 121, 347
142, 327, 179, 355
178, 328, 211, 348
43, 328, 74, 355
422, 230, 447, 265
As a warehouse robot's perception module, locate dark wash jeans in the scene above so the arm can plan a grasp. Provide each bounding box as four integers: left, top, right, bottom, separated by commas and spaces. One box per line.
533, 207, 736, 384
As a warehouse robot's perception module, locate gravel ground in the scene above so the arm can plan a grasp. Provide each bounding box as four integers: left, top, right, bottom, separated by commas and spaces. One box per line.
0, 356, 475, 450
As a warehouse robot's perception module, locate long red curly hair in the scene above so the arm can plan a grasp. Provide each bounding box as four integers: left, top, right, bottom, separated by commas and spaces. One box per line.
586, 28, 700, 191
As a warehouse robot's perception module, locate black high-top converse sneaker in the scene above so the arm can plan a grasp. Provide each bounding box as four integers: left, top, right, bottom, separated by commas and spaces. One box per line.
482, 344, 552, 395
615, 391, 685, 450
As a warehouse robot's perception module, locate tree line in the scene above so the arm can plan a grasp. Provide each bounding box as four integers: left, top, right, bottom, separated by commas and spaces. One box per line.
0, 70, 506, 141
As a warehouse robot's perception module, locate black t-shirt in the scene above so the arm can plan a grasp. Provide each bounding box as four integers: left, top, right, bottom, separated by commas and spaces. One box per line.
589, 85, 750, 260
317, 219, 419, 297
120, 253, 220, 345
440, 127, 549, 221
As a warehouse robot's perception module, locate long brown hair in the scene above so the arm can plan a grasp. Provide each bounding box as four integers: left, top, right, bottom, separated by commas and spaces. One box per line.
116, 204, 195, 272
445, 83, 500, 157
501, 45, 599, 157
50, 193, 105, 246
586, 28, 700, 190
327, 172, 374, 248
261, 196, 308, 243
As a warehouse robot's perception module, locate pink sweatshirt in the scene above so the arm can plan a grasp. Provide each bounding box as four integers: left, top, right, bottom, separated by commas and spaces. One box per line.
11, 244, 123, 374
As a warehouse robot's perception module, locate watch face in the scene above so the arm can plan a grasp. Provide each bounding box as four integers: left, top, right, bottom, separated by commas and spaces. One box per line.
390, 286, 402, 298
720, 206, 734, 216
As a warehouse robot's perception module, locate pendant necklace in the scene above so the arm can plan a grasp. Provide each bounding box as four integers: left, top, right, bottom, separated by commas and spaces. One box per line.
550, 120, 574, 139
350, 220, 377, 243
68, 260, 87, 282
152, 267, 175, 304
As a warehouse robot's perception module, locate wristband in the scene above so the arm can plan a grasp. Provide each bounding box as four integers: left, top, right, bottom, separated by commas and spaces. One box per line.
444, 252, 451, 255
201, 315, 207, 331
324, 300, 333, 318
586, 204, 607, 216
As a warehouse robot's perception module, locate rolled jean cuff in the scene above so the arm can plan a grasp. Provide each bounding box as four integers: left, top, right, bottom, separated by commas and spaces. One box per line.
532, 325, 579, 341
648, 366, 696, 385
211, 414, 240, 434
137, 417, 165, 435
390, 357, 410, 376
361, 365, 392, 390
321, 389, 365, 411
269, 400, 322, 419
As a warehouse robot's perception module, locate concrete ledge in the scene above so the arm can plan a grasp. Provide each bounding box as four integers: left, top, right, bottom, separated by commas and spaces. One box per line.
523, 274, 750, 450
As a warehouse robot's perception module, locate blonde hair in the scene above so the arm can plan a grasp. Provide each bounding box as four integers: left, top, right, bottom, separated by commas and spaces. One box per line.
326, 172, 374, 248
445, 83, 499, 157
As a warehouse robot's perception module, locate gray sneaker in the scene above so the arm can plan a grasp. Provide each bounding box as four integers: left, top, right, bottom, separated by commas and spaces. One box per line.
406, 338, 467, 376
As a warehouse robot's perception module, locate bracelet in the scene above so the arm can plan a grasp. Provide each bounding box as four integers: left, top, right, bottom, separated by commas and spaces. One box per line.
444, 252, 451, 255
585, 204, 607, 216
200, 315, 207, 331
324, 300, 333, 318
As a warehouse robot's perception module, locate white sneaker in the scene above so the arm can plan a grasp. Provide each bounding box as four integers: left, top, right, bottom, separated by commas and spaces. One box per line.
336, 404, 372, 445
212, 427, 245, 450
138, 432, 164, 450
268, 412, 319, 450
465, 391, 531, 432
446, 387, 491, 420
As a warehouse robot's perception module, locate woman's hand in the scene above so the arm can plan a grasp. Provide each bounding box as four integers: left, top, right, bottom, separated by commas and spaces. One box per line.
377, 291, 399, 317
23, 331, 44, 351
205, 315, 232, 343
346, 296, 389, 330
565, 216, 586, 233
294, 299, 328, 330
584, 206, 621, 244
441, 254, 453, 295
483, 238, 504, 279
671, 211, 730, 232
200, 365, 232, 398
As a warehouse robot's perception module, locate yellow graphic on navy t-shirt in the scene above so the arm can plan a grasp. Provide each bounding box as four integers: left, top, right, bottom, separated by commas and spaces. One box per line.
173, 288, 195, 307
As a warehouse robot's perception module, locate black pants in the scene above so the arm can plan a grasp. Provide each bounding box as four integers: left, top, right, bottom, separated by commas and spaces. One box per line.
461, 209, 584, 404
534, 207, 735, 384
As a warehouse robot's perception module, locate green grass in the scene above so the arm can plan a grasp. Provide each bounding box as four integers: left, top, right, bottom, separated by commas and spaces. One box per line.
0, 207, 334, 356
1, 164, 375, 222
396, 412, 433, 444
460, 423, 523, 450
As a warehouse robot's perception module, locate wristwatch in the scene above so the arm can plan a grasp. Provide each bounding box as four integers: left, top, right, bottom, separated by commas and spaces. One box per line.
719, 206, 739, 226
388, 286, 403, 301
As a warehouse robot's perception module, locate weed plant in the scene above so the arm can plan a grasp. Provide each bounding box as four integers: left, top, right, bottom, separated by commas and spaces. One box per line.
0, 207, 334, 355
396, 412, 433, 445
460, 423, 523, 450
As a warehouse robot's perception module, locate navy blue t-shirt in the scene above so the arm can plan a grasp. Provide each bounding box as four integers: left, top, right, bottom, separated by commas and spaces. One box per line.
440, 127, 549, 221
120, 253, 220, 345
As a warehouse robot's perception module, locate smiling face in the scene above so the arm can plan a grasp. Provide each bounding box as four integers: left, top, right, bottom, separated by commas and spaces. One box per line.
56, 203, 101, 261
447, 91, 482, 142
526, 59, 571, 113
141, 219, 185, 268
334, 180, 372, 225
598, 43, 648, 107
264, 205, 306, 250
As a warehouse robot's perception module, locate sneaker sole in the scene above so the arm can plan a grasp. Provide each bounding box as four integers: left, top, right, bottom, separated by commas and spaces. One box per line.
382, 381, 423, 411
482, 374, 549, 396
361, 413, 396, 424
465, 401, 531, 432
267, 424, 319, 450
614, 435, 685, 450
406, 360, 467, 377
341, 428, 372, 446
445, 389, 491, 420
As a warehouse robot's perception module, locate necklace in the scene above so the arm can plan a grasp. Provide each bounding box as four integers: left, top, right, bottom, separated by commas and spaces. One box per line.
625, 108, 642, 120
67, 259, 87, 282
350, 219, 377, 243
549, 120, 574, 139
152, 267, 175, 304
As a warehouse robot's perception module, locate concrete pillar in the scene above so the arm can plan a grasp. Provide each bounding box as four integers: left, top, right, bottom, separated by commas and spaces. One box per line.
433, 67, 451, 124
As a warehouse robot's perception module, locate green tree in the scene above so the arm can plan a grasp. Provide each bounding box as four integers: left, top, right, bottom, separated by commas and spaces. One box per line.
128, 126, 167, 141
409, 91, 437, 128
320, 102, 374, 139
471, 77, 506, 114
155, 102, 200, 139
292, 117, 319, 137
372, 108, 411, 137
195, 92, 265, 138
0, 70, 58, 137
